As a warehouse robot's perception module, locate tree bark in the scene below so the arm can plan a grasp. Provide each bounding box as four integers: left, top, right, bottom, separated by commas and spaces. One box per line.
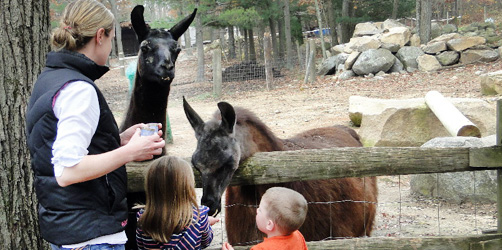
314, 0, 327, 59
0, 0, 50, 248
268, 18, 279, 62
392, 0, 400, 19
326, 0, 338, 46
227, 26, 236, 59
248, 28, 257, 61
195, 0, 205, 82
418, 0, 432, 44
108, 0, 123, 59
277, 0, 285, 61
283, 0, 293, 68
341, 0, 351, 43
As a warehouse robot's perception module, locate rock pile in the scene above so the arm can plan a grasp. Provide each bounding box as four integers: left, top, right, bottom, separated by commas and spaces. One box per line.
318, 19, 501, 80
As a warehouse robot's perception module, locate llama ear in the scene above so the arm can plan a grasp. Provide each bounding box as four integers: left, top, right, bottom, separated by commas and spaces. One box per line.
217, 102, 236, 134
169, 8, 197, 41
183, 96, 204, 133
131, 5, 149, 43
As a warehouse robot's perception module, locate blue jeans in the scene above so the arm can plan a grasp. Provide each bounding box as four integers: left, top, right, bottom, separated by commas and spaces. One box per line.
51, 244, 125, 250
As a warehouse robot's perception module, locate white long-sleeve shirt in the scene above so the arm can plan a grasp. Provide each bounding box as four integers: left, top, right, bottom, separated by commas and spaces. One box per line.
51, 80, 127, 247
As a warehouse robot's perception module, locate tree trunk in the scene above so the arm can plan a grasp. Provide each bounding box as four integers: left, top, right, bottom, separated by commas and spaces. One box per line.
0, 0, 50, 248
243, 29, 249, 61
314, 0, 327, 59
248, 28, 257, 61
268, 18, 279, 62
277, 0, 285, 61
283, 0, 293, 68
108, 0, 123, 59
195, 1, 205, 82
418, 0, 432, 44
326, 0, 338, 46
257, 25, 265, 61
341, 0, 351, 43
228, 26, 236, 59
392, 0, 399, 19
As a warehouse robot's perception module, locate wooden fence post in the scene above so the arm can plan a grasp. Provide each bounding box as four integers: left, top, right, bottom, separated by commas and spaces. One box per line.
296, 40, 302, 69
497, 99, 502, 233
213, 48, 222, 98
264, 36, 273, 90
309, 39, 316, 82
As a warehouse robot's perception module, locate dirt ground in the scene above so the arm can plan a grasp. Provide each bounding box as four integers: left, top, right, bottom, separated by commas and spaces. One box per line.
98, 52, 501, 244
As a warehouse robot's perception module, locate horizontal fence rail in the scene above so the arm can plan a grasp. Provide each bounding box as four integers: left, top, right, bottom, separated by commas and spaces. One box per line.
126, 146, 502, 193
201, 234, 502, 250
126, 146, 502, 249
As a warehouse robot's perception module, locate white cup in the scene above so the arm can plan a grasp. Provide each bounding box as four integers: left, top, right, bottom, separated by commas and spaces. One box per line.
140, 123, 159, 136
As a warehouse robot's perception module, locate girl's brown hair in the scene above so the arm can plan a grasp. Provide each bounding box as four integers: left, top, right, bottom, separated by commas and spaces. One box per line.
51, 0, 114, 51
137, 156, 199, 243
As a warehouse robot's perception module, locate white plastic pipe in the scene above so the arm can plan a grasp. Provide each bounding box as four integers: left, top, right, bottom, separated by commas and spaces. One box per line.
425, 90, 481, 137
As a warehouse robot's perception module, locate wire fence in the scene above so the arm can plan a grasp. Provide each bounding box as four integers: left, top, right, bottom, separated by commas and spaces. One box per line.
202, 173, 497, 248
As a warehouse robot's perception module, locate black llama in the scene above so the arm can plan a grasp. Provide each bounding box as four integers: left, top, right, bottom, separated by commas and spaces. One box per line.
121, 5, 196, 155
122, 6, 196, 250
183, 98, 378, 245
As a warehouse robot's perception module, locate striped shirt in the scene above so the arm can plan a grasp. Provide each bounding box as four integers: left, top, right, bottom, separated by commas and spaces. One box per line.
136, 206, 213, 250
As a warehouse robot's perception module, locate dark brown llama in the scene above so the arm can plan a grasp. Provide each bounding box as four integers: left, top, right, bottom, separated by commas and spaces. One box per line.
120, 5, 196, 155
122, 6, 196, 250
183, 98, 378, 245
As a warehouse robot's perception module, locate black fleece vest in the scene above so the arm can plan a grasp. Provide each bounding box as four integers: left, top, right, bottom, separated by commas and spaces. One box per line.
26, 50, 128, 245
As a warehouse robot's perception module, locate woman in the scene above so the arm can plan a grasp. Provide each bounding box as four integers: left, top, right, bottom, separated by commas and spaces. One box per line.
25, 0, 165, 249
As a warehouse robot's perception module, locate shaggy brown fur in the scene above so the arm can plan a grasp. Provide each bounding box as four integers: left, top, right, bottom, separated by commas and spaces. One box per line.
224, 107, 378, 245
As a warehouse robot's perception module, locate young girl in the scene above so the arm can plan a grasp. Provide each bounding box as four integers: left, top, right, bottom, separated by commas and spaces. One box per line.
136, 156, 219, 249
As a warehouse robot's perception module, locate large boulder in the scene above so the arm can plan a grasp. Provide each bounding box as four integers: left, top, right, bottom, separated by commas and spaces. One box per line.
446, 36, 486, 51
317, 53, 349, 75
480, 70, 502, 95
436, 51, 460, 66
353, 22, 381, 37
410, 136, 497, 204
382, 19, 406, 29
380, 27, 411, 47
417, 54, 442, 72
349, 96, 496, 147
395, 46, 424, 71
430, 33, 461, 43
352, 49, 395, 76
346, 36, 382, 52
422, 41, 447, 54
460, 49, 500, 64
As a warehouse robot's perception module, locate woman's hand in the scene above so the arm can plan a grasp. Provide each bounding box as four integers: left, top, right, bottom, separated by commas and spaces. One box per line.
123, 128, 165, 162
120, 124, 143, 146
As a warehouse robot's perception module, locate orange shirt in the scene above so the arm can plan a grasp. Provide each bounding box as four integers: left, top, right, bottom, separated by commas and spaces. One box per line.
250, 230, 308, 250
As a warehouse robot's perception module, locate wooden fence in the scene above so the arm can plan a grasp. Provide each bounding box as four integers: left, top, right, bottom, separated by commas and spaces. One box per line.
125, 100, 502, 249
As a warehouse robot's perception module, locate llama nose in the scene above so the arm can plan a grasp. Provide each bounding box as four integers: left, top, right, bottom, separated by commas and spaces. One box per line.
161, 59, 174, 70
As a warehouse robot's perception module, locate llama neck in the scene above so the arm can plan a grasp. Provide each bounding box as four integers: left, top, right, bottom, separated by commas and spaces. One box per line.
122, 76, 171, 131
236, 119, 284, 161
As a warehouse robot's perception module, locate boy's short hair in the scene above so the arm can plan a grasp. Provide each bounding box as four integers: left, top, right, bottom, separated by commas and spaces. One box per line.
262, 187, 308, 235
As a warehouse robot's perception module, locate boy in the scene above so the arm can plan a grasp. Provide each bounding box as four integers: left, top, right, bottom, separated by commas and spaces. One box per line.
222, 187, 308, 250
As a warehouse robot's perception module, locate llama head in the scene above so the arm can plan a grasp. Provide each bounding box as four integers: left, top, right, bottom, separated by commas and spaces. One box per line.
183, 97, 241, 216
131, 5, 196, 87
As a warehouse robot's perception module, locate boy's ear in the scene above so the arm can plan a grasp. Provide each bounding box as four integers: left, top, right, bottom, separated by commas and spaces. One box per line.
266, 219, 275, 232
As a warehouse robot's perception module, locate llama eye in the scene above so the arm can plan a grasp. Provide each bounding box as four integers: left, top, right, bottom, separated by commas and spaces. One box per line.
141, 45, 149, 53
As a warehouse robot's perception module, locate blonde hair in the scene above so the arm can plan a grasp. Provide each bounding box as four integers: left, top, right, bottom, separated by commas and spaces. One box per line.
262, 187, 308, 235
51, 0, 114, 51
137, 156, 199, 243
